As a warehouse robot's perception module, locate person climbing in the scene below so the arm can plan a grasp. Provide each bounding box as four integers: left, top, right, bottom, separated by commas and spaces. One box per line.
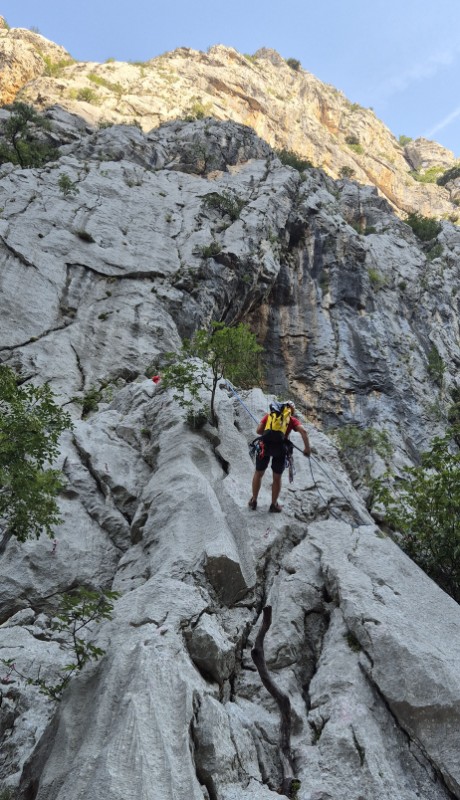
248, 401, 311, 513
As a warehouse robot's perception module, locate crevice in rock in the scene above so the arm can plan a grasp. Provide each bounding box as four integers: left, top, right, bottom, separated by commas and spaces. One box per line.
351, 725, 365, 766
0, 235, 37, 269
0, 318, 74, 353
358, 662, 458, 799
65, 261, 169, 281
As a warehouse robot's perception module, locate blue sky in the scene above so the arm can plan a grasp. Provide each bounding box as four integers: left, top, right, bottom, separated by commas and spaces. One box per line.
2, 0, 460, 156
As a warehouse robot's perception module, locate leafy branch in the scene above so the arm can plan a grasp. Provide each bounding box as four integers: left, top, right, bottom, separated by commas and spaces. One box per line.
1, 587, 119, 700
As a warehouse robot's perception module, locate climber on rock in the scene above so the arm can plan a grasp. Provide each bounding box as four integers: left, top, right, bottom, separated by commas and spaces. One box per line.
248, 401, 311, 513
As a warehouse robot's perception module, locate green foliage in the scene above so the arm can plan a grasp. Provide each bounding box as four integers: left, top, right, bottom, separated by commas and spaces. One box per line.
410, 166, 445, 184
346, 140, 365, 155
88, 73, 123, 95
437, 164, 460, 186
58, 173, 79, 197
201, 190, 246, 221
162, 322, 263, 425
427, 345, 445, 386
367, 267, 387, 289
373, 434, 460, 601
76, 87, 99, 104
2, 587, 119, 700
344, 631, 361, 652
398, 135, 413, 146
285, 58, 301, 71
74, 385, 103, 417
340, 165, 356, 179
0, 102, 57, 168
333, 424, 392, 484
426, 242, 443, 261
405, 212, 442, 241
42, 55, 75, 77
0, 365, 72, 542
275, 148, 312, 172
184, 100, 212, 121
200, 241, 221, 258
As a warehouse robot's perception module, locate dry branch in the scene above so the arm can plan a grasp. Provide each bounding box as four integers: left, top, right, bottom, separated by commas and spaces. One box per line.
251, 605, 296, 797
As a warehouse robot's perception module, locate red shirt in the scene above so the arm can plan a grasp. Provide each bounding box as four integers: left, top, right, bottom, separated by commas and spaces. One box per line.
259, 413, 301, 436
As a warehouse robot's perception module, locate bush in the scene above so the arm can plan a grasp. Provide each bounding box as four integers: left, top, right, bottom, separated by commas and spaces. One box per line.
200, 241, 221, 258
0, 365, 72, 541
76, 87, 99, 104
427, 344, 445, 386
405, 212, 441, 241
410, 166, 445, 184
162, 322, 263, 425
43, 55, 75, 77
0, 102, 57, 168
340, 165, 356, 179
88, 73, 123, 95
334, 425, 391, 481
373, 433, 460, 601
398, 135, 413, 146
201, 191, 246, 221
275, 148, 312, 172
285, 58, 301, 71
58, 173, 79, 197
345, 135, 364, 155
437, 164, 460, 186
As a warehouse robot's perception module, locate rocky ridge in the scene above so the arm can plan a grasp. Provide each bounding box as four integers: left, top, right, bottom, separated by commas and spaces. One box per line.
2, 21, 460, 219
1, 101, 460, 799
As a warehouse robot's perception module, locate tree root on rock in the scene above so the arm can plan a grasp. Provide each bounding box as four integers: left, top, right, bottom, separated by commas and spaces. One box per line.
251, 605, 299, 798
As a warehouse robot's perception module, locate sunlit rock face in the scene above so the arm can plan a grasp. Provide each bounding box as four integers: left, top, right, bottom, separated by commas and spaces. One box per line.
2, 23, 459, 218
1, 112, 460, 800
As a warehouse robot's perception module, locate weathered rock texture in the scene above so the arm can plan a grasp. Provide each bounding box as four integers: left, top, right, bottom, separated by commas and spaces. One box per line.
1, 22, 459, 218
1, 111, 460, 800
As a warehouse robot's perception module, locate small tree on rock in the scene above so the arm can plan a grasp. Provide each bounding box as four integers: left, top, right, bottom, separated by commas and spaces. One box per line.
0, 365, 72, 542
162, 322, 263, 426
0, 102, 57, 168
373, 432, 460, 601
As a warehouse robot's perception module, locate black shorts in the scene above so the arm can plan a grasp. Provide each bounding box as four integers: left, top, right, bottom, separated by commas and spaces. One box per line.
255, 440, 286, 475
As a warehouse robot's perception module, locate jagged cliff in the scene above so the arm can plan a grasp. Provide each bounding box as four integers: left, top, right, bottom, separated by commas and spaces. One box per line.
2, 20, 460, 219
1, 105, 460, 800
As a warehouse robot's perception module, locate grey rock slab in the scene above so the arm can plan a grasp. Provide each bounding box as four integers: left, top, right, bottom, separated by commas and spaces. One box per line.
309, 520, 460, 795
19, 578, 210, 800
185, 613, 236, 682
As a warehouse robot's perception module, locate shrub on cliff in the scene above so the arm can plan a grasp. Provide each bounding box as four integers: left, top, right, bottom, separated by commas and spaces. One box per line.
0, 102, 57, 168
373, 433, 460, 602
405, 212, 441, 241
162, 322, 263, 426
0, 365, 72, 542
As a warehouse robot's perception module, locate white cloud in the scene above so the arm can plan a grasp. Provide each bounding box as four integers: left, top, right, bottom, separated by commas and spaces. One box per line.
375, 48, 458, 102
424, 105, 460, 139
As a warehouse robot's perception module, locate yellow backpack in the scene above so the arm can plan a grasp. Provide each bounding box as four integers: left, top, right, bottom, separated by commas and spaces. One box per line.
264, 402, 292, 440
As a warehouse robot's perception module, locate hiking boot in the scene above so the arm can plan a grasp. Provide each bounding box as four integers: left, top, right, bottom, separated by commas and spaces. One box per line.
248, 498, 257, 510
269, 503, 282, 513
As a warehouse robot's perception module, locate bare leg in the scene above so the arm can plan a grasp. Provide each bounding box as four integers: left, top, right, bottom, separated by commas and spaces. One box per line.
271, 472, 282, 506
252, 470, 265, 501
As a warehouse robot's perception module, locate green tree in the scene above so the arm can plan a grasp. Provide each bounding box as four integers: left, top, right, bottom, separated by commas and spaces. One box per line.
0, 102, 57, 168
405, 212, 441, 241
0, 365, 72, 542
162, 322, 263, 425
373, 433, 460, 601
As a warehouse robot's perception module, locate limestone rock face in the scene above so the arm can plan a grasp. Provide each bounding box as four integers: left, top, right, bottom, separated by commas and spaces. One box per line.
0, 25, 71, 105
405, 137, 455, 171
1, 114, 460, 800
2, 26, 458, 218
